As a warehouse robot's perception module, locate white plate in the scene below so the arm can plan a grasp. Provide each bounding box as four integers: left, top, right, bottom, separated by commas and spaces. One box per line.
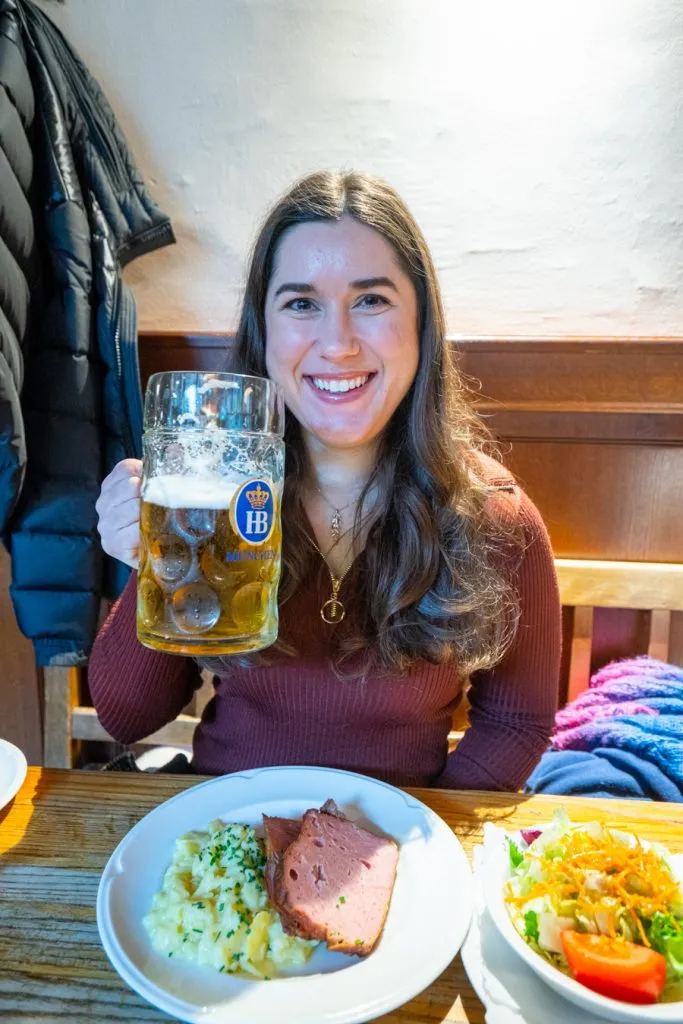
480, 823, 683, 1023
0, 739, 27, 811
97, 765, 473, 1024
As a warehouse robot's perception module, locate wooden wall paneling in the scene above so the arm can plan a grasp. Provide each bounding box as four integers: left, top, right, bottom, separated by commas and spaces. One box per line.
139, 334, 232, 389
455, 337, 683, 406
455, 339, 683, 563
502, 443, 683, 561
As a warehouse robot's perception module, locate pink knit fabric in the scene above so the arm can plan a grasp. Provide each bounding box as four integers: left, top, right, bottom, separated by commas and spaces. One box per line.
552, 656, 682, 749
555, 699, 657, 731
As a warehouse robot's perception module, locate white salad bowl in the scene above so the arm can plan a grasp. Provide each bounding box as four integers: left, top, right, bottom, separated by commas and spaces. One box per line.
480, 822, 683, 1024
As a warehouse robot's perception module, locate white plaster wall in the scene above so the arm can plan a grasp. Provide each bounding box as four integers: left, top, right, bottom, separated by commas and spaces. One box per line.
41, 0, 683, 334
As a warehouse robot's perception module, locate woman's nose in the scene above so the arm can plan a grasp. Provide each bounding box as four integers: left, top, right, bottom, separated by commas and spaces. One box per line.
317, 307, 361, 359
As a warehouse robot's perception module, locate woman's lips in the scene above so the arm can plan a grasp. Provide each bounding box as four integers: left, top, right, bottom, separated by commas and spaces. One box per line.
303, 372, 377, 403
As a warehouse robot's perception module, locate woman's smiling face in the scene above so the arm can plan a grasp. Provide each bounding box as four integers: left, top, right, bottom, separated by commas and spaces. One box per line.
264, 216, 419, 450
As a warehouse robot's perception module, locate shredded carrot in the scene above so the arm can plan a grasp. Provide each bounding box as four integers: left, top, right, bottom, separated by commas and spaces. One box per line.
505, 825, 681, 946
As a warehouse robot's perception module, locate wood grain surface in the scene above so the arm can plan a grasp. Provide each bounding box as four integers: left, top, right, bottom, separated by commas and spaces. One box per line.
1, 769, 682, 1023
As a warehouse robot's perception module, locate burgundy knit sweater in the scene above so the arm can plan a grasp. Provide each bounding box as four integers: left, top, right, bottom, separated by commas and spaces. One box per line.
88, 483, 561, 791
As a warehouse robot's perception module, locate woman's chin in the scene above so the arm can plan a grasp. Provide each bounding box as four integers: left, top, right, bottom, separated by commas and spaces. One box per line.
303, 422, 379, 451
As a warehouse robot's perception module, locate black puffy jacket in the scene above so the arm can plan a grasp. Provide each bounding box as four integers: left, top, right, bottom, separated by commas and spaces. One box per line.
2, 0, 174, 666
0, 2, 36, 537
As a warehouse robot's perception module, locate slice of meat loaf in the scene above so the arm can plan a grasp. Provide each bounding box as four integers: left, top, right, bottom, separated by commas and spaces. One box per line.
271, 801, 399, 956
262, 815, 301, 905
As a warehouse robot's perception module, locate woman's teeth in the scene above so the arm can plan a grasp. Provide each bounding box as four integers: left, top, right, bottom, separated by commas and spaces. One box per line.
311, 374, 370, 393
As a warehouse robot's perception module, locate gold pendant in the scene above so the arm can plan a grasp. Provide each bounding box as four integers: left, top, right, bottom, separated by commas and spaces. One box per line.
321, 597, 345, 623
330, 508, 343, 544
320, 575, 345, 624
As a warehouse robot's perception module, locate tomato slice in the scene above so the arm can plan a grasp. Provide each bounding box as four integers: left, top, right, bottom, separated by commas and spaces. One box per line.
560, 930, 667, 1004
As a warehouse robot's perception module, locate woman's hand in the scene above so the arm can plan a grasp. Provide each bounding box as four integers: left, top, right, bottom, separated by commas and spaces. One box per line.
96, 459, 143, 569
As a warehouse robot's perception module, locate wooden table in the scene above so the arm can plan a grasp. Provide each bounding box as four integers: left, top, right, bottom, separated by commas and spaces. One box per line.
1, 770, 682, 1023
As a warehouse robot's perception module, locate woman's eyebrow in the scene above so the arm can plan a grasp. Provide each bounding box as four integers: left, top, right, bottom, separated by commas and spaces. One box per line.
273, 276, 398, 299
273, 281, 315, 298
351, 276, 398, 291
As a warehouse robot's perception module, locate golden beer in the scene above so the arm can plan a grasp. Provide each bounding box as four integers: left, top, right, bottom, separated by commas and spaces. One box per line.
138, 371, 284, 655
137, 475, 281, 656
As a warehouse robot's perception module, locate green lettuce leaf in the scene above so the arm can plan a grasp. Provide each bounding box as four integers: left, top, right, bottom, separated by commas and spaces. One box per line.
648, 912, 683, 979
507, 837, 524, 869
524, 910, 540, 943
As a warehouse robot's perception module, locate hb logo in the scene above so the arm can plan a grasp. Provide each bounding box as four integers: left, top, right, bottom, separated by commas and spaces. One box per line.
246, 509, 269, 534
231, 478, 275, 545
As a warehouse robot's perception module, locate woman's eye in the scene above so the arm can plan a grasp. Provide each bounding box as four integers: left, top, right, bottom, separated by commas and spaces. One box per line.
356, 293, 390, 310
284, 298, 316, 313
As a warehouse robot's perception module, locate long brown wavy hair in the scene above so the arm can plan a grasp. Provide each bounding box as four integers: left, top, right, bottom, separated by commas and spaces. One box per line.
227, 170, 521, 677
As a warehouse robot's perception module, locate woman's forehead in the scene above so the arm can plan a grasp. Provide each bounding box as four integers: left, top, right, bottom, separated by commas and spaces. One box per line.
271, 217, 404, 285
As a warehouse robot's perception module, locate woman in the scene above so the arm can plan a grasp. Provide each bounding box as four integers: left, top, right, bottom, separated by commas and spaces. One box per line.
91, 170, 561, 790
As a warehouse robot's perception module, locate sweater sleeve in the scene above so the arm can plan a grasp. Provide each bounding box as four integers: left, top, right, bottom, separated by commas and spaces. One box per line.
87, 573, 202, 744
436, 489, 561, 791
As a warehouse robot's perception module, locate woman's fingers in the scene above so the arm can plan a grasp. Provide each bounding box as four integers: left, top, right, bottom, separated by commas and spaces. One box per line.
96, 460, 143, 569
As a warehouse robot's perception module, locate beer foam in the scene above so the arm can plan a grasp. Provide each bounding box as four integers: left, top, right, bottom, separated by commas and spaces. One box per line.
143, 474, 238, 510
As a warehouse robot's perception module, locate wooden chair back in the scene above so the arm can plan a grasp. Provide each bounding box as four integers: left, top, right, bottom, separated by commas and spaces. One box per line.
42, 667, 214, 769
556, 558, 683, 704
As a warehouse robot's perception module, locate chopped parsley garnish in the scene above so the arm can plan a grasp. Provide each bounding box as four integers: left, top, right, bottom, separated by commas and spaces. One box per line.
339, 896, 346, 904
354, 939, 363, 946
147, 822, 292, 979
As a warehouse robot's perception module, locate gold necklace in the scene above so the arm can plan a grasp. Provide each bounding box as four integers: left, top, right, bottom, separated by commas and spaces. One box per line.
321, 561, 354, 624
306, 533, 355, 624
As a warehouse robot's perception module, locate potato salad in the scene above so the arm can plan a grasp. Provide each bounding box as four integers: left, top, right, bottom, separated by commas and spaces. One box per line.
143, 820, 318, 978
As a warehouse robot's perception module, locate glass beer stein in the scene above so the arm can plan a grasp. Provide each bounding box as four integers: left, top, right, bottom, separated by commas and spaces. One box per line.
137, 371, 285, 656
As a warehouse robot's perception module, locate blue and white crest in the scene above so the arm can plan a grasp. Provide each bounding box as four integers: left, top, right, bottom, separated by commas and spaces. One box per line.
230, 478, 275, 545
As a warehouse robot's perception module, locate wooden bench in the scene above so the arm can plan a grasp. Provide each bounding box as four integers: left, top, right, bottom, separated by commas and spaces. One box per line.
42, 558, 683, 768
